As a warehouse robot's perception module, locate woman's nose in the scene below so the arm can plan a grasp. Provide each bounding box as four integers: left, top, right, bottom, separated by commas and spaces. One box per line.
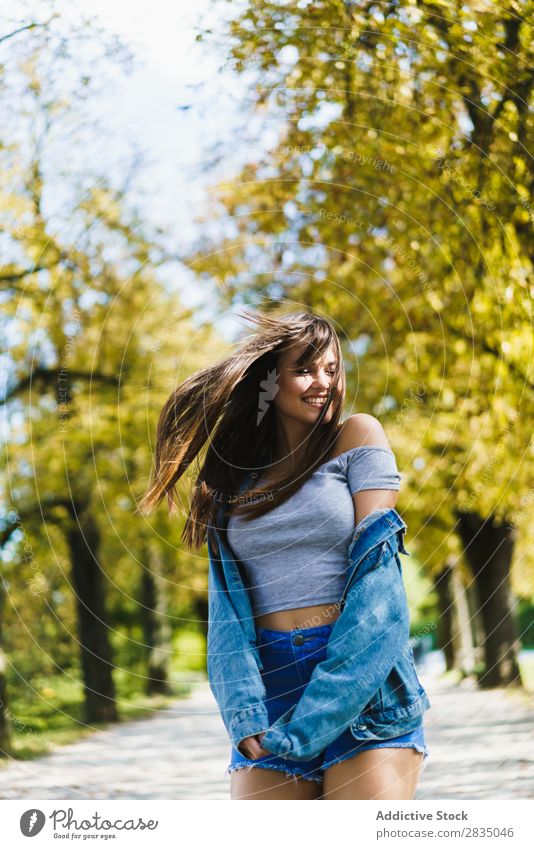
313, 371, 331, 390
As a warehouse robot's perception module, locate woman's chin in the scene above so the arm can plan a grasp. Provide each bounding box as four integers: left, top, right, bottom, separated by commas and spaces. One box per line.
299, 401, 331, 421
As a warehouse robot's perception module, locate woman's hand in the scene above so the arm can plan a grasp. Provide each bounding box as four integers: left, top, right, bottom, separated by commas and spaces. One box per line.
238, 733, 271, 759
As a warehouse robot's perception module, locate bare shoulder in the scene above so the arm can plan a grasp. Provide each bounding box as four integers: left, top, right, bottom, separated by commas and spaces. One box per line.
336, 413, 392, 453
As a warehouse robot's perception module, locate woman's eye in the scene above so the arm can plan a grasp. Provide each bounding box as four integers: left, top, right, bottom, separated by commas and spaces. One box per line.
295, 368, 337, 376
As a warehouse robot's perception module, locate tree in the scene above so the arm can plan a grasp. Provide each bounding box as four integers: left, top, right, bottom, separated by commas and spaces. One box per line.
1, 2, 219, 731
188, 0, 534, 686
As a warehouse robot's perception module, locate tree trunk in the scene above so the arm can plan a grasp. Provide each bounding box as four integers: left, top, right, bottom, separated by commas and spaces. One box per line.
195, 596, 208, 643
433, 562, 455, 670
434, 558, 477, 675
66, 510, 118, 722
450, 565, 477, 676
465, 578, 485, 667
455, 510, 522, 688
140, 547, 171, 696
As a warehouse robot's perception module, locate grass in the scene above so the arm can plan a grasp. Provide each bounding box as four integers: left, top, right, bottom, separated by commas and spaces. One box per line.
0, 630, 207, 764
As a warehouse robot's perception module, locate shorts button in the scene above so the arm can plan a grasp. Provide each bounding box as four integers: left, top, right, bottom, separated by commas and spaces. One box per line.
292, 634, 305, 645
356, 723, 368, 730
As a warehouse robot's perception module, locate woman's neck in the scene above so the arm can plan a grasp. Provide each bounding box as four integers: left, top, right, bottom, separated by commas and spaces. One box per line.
266, 424, 343, 481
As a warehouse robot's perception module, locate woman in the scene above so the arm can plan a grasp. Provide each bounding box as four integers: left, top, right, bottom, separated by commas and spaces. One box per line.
140, 309, 431, 800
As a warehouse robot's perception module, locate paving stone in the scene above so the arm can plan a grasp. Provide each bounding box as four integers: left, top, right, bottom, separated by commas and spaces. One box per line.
0, 666, 531, 799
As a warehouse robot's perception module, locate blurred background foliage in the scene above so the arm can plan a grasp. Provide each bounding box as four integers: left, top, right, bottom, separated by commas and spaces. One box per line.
0, 1, 225, 758
1, 0, 533, 760
190, 0, 534, 689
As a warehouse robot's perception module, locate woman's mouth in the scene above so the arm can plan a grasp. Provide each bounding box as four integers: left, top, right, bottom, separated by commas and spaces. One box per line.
302, 396, 328, 408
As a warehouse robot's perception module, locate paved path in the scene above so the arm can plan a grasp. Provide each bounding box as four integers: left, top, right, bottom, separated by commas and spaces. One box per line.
0, 682, 230, 800
0, 664, 532, 799
416, 674, 533, 799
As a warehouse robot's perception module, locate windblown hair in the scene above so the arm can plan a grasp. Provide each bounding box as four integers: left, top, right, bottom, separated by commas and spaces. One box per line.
138, 309, 346, 550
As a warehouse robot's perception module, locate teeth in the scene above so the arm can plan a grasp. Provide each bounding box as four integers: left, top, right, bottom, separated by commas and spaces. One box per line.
304, 397, 326, 405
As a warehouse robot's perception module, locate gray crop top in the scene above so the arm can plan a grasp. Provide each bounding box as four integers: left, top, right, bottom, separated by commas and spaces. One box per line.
226, 445, 401, 616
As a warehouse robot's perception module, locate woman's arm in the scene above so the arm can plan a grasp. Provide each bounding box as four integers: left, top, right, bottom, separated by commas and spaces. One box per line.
206, 532, 271, 752
339, 413, 400, 524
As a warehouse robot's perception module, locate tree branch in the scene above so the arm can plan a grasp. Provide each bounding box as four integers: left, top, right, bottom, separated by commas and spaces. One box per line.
0, 266, 47, 289
1, 367, 120, 405
0, 22, 42, 44
0, 519, 19, 548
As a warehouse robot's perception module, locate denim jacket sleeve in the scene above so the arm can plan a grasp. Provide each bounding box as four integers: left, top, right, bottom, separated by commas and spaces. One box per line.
259, 532, 410, 761
206, 529, 270, 752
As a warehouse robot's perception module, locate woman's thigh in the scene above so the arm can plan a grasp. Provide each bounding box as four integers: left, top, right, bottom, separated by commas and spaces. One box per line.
231, 767, 322, 800
321, 747, 425, 800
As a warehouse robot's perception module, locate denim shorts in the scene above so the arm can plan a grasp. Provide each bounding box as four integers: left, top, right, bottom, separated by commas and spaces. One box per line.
226, 622, 429, 786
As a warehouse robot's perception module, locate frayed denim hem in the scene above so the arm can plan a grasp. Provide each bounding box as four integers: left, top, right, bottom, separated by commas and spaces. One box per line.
322, 742, 430, 772
225, 762, 323, 786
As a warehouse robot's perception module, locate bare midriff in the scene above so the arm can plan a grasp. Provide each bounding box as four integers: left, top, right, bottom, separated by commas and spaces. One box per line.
255, 603, 341, 632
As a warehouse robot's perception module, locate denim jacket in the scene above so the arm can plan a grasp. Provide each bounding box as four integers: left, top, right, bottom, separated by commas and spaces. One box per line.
206, 476, 431, 762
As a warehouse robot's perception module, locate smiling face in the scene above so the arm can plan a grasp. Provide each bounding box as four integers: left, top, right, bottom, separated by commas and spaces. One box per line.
272, 341, 341, 426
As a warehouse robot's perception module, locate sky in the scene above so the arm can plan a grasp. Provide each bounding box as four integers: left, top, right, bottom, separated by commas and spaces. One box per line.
2, 0, 258, 431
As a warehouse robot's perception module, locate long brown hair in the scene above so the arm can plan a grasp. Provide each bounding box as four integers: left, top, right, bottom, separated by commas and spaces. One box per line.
138, 308, 347, 550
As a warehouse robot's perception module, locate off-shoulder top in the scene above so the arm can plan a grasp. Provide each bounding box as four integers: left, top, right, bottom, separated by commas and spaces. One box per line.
226, 445, 401, 616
